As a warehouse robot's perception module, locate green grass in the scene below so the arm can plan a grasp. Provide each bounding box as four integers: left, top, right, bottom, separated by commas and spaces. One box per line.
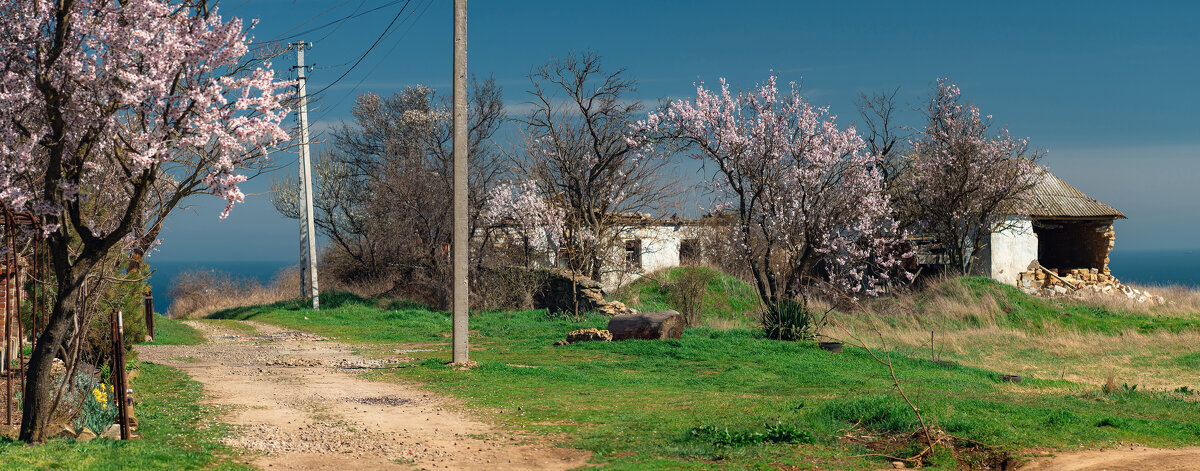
142, 314, 205, 346
212, 289, 1200, 470
0, 363, 251, 470
616, 266, 761, 327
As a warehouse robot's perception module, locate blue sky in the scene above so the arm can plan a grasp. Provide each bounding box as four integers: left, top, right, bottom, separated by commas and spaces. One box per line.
154, 0, 1200, 262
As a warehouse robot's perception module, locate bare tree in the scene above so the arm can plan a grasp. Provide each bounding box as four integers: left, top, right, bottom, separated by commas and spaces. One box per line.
272, 78, 505, 306
856, 87, 907, 189
512, 51, 674, 282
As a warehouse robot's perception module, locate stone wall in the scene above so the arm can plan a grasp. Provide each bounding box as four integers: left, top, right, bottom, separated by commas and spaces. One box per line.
535, 269, 634, 316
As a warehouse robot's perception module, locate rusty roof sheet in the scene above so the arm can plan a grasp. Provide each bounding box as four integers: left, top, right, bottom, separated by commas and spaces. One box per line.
1019, 165, 1125, 219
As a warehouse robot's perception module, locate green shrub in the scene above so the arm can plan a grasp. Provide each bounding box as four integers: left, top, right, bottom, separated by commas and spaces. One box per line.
762, 299, 817, 341
73, 376, 119, 435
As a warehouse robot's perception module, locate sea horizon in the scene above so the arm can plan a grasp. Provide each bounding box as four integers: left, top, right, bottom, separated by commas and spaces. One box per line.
145, 248, 1199, 314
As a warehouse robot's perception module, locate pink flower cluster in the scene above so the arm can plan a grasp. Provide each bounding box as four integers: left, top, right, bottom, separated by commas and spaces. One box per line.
641, 75, 910, 297
485, 181, 565, 250
0, 0, 291, 220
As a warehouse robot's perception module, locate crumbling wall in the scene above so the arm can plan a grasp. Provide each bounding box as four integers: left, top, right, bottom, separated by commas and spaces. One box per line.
1013, 222, 1155, 302
1033, 221, 1114, 272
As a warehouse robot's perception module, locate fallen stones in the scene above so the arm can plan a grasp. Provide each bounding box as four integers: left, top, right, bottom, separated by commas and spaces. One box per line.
553, 328, 612, 346
48, 424, 75, 439
566, 328, 612, 343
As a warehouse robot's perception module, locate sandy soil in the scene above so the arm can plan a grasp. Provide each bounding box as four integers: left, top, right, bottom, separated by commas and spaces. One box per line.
1019, 445, 1200, 470
135, 321, 589, 470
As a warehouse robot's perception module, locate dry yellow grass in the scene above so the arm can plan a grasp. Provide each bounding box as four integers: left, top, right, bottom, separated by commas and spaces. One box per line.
818, 276, 1200, 391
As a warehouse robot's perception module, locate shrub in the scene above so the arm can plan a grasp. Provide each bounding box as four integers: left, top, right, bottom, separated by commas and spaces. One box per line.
167, 267, 293, 318
74, 381, 119, 435
762, 299, 818, 341
666, 268, 715, 327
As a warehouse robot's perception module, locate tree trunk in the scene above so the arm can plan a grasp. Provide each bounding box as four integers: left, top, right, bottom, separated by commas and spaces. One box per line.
19, 291, 76, 442
608, 310, 684, 341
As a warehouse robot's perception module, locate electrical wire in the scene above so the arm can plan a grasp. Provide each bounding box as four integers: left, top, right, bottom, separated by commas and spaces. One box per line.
306, 0, 412, 99
308, 0, 431, 126
257, 0, 355, 43
260, 0, 407, 45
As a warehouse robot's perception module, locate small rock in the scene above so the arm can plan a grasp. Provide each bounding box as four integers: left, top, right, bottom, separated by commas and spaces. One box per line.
100, 424, 122, 440
48, 424, 75, 439
892, 461, 906, 469
75, 428, 97, 442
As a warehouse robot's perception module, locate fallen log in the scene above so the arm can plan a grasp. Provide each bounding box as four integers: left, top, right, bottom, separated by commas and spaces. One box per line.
607, 310, 684, 341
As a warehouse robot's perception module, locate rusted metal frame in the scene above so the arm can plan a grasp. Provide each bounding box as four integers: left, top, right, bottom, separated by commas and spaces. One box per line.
143, 289, 153, 340
110, 309, 130, 439
4, 210, 13, 426
14, 218, 22, 416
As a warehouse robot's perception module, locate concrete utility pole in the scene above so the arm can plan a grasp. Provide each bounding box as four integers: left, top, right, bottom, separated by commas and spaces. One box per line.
451, 0, 469, 363
294, 41, 320, 311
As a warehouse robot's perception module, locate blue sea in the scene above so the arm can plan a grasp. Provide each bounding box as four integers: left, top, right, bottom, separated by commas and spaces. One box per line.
1108, 250, 1200, 288
141, 251, 1199, 313
146, 260, 294, 313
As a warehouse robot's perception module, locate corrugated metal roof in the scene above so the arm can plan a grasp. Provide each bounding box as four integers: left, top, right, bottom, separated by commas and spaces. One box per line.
1019, 165, 1125, 219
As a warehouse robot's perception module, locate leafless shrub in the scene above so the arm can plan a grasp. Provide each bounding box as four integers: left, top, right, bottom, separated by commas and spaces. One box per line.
167, 268, 292, 318
271, 78, 505, 309
665, 269, 714, 327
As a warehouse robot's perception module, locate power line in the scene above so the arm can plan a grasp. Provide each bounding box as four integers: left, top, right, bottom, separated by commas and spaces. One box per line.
308, 0, 431, 125
307, 0, 413, 99
260, 0, 407, 45
259, 0, 354, 43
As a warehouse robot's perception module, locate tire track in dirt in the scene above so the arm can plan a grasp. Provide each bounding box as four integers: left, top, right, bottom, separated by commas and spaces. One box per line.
136, 321, 589, 470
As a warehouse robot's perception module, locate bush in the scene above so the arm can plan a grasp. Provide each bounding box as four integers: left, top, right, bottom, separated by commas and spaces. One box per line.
74, 380, 118, 435
762, 299, 818, 341
167, 267, 292, 318
666, 268, 715, 327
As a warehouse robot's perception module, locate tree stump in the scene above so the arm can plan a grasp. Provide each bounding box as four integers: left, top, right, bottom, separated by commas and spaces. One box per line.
607, 310, 684, 341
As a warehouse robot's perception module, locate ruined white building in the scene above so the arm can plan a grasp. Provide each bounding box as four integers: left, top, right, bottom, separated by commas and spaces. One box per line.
973, 165, 1125, 290
499, 165, 1125, 294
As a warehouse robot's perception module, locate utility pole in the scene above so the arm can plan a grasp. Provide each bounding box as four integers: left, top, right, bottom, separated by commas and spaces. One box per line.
451, 0, 469, 364
294, 41, 320, 311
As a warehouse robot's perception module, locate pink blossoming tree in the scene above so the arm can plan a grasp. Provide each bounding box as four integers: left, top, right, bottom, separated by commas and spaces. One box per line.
894, 78, 1039, 274
643, 76, 909, 337
485, 181, 566, 265
0, 0, 289, 441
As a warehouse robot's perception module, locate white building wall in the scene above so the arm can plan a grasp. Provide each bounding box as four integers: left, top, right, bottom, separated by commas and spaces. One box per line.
984, 216, 1039, 285
599, 224, 702, 291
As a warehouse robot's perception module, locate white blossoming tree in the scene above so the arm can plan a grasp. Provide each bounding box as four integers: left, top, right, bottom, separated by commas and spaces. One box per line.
0, 0, 289, 441
644, 76, 909, 338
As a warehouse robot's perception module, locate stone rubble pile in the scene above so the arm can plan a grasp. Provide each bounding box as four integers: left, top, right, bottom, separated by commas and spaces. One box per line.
1017, 266, 1163, 304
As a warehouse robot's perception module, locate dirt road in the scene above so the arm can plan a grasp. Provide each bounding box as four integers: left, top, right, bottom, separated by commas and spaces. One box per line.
1019, 445, 1200, 470
136, 321, 589, 470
